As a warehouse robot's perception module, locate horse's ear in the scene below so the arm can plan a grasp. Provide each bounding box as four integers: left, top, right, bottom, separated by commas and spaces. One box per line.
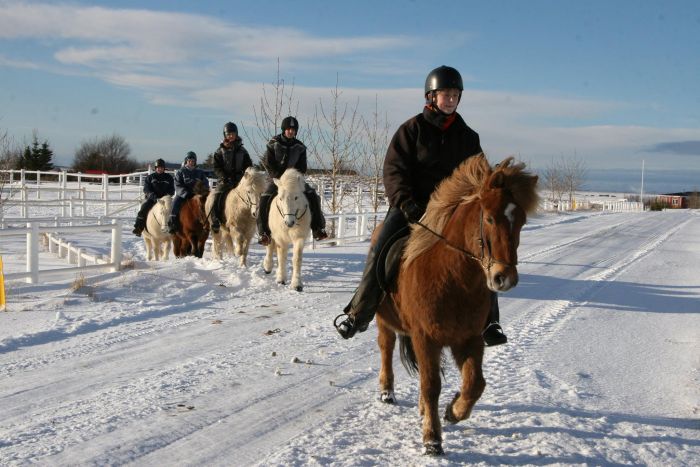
489, 171, 505, 189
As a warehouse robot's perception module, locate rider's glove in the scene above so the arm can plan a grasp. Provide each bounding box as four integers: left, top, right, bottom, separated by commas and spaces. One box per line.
400, 199, 424, 224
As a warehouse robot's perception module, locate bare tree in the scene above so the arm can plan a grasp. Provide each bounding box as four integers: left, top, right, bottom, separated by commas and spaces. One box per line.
72, 134, 138, 174
308, 75, 363, 227
0, 127, 21, 212
359, 94, 391, 226
243, 59, 303, 161
561, 154, 587, 206
541, 157, 567, 209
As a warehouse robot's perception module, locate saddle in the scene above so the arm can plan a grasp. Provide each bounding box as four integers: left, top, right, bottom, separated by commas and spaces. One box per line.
376, 236, 408, 293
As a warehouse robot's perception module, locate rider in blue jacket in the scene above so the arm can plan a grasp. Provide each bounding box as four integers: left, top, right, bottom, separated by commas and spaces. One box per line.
167, 151, 210, 234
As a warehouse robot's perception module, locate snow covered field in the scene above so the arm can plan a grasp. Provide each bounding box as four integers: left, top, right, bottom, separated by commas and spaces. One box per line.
0, 209, 698, 466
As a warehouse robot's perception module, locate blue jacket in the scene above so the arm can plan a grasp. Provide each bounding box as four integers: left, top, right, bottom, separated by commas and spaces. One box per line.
174, 166, 209, 198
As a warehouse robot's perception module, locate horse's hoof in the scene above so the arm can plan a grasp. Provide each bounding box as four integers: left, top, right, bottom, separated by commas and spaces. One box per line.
277, 280, 286, 285
294, 285, 303, 292
263, 269, 271, 275
380, 391, 395, 404
423, 442, 444, 456
444, 392, 460, 424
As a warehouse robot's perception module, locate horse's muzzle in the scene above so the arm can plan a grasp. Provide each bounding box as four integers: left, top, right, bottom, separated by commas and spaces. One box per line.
487, 267, 518, 292
284, 215, 296, 228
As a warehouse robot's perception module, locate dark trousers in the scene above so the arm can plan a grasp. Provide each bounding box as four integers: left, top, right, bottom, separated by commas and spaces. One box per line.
257, 182, 326, 235
170, 195, 186, 222
134, 198, 156, 228
211, 182, 235, 223
345, 208, 409, 321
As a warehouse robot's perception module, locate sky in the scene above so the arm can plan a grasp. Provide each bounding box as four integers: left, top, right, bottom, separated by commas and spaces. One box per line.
1, 200, 698, 464
1, 0, 700, 179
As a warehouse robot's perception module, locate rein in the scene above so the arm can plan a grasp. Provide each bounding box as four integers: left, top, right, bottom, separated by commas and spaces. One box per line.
414, 207, 516, 270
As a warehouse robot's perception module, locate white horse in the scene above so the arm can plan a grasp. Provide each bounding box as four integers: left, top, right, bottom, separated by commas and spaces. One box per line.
263, 169, 312, 291
142, 195, 173, 261
206, 168, 267, 265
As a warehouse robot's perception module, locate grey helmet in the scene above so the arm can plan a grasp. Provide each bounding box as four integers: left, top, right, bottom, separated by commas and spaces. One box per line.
154, 158, 166, 168
184, 151, 197, 163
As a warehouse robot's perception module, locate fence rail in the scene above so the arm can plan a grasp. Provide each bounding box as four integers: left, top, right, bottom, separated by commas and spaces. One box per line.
0, 220, 123, 283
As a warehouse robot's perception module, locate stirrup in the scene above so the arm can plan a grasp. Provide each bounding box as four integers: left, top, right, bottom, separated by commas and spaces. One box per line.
313, 229, 328, 241
258, 233, 271, 246
483, 322, 508, 346
333, 313, 368, 339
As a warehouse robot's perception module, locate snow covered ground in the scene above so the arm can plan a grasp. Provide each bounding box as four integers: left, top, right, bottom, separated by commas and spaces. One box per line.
0, 209, 698, 466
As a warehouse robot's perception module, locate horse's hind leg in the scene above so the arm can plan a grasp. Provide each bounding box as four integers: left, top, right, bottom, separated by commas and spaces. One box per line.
445, 337, 486, 424
413, 336, 444, 455
377, 318, 396, 403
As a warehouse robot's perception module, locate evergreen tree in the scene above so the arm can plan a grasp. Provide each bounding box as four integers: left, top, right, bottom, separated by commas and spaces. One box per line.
15, 135, 54, 172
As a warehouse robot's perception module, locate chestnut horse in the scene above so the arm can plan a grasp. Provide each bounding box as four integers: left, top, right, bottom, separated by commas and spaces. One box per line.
375, 154, 539, 455
172, 180, 210, 258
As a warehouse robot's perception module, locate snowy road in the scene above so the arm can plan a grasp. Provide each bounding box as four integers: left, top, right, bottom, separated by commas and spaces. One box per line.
1, 210, 698, 466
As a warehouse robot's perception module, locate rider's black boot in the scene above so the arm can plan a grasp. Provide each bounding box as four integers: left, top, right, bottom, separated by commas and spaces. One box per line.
483, 292, 507, 346
335, 249, 383, 339
167, 216, 179, 235
257, 193, 272, 245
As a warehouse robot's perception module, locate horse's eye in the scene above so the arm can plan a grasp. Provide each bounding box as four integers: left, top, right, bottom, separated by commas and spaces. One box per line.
294, 196, 298, 200
486, 216, 494, 225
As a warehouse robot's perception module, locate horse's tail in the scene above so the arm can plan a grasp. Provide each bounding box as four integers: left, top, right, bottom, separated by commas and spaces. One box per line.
399, 335, 446, 379
399, 335, 419, 377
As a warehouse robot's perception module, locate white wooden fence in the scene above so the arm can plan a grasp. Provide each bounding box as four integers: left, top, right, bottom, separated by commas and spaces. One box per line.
0, 220, 123, 284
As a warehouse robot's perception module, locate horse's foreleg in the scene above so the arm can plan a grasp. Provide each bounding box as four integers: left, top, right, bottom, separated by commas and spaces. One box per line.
162, 238, 171, 261
211, 232, 222, 260
238, 235, 249, 268
275, 243, 288, 285
263, 243, 274, 274
445, 338, 485, 424
413, 336, 444, 455
152, 239, 160, 261
144, 237, 154, 261
290, 238, 304, 291
377, 318, 396, 403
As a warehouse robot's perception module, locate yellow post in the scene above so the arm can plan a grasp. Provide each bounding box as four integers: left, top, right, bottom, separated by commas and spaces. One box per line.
0, 256, 6, 311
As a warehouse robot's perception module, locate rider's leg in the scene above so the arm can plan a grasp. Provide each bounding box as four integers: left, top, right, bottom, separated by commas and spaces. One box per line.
257, 183, 276, 246
483, 292, 508, 346
304, 184, 327, 241
133, 199, 155, 236
335, 208, 409, 339
168, 196, 184, 234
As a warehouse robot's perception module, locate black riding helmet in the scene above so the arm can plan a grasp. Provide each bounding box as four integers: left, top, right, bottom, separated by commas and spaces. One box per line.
281, 116, 299, 132
154, 158, 166, 168
425, 65, 463, 105
184, 151, 197, 163
223, 121, 238, 136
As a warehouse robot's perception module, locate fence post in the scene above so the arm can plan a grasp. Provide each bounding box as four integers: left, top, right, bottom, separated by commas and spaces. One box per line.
26, 222, 39, 284
78, 248, 86, 267
337, 212, 345, 246
111, 219, 122, 271
37, 171, 42, 200
102, 174, 109, 216
21, 185, 27, 218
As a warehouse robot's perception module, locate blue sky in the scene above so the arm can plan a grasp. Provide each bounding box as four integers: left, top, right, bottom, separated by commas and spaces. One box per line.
1, 0, 699, 178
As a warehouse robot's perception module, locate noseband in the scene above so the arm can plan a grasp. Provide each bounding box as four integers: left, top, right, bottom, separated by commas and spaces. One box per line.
275, 198, 308, 225
415, 206, 517, 271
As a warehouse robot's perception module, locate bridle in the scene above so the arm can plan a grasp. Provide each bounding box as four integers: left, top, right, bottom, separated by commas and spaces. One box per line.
414, 205, 517, 271
237, 189, 258, 213
275, 197, 308, 225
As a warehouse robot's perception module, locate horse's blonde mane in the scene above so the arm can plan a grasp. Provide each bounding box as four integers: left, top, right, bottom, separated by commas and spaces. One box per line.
403, 153, 539, 266
277, 168, 305, 193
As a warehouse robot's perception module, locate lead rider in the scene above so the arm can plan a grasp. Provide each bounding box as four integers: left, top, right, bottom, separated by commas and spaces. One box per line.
335, 65, 508, 346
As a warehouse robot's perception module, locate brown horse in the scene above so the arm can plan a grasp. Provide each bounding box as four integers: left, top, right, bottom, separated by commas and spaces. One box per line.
173, 180, 210, 258
375, 154, 539, 455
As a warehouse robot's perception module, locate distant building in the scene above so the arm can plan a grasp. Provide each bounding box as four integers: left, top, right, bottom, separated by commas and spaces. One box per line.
656, 192, 691, 209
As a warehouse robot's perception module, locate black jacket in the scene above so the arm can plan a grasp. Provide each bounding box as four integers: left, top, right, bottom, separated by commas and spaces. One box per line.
213, 137, 253, 186
383, 107, 482, 208
263, 134, 307, 179
143, 172, 175, 201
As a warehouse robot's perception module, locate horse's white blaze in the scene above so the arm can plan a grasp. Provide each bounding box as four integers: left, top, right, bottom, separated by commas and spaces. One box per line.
504, 202, 517, 230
